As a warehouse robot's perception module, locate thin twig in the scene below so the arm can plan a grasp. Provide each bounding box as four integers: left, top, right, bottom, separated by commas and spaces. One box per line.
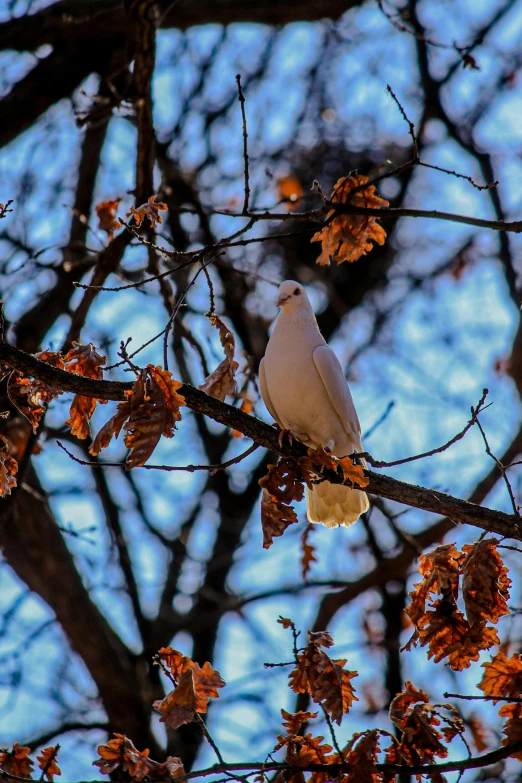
236, 74, 250, 215
444, 692, 522, 703
386, 84, 419, 159
474, 413, 520, 516
356, 389, 489, 468
57, 440, 259, 474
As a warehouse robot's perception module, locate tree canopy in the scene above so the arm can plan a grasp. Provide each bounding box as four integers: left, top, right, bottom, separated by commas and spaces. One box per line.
1, 0, 522, 781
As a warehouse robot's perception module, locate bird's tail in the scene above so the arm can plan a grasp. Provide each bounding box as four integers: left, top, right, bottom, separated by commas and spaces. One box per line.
306, 480, 369, 528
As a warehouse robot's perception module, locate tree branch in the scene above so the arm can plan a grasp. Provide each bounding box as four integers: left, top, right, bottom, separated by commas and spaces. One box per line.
0, 341, 520, 540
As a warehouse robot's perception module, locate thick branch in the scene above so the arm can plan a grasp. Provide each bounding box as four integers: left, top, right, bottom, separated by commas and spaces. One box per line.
0, 341, 520, 540
2, 739, 522, 783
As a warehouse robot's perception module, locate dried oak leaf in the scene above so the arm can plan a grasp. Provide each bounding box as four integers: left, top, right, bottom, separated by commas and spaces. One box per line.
499, 702, 522, 760
334, 730, 383, 783
275, 725, 333, 783
405, 539, 508, 670
461, 538, 511, 627
64, 342, 107, 440
0, 743, 34, 778
299, 446, 368, 490
390, 682, 447, 766
0, 435, 18, 496
259, 459, 304, 548
94, 734, 184, 780
153, 657, 225, 729
95, 198, 121, 241
199, 314, 239, 402
280, 709, 319, 737
405, 543, 462, 628
157, 647, 194, 678
301, 523, 318, 580
311, 175, 388, 266
479, 652, 522, 702
7, 350, 65, 432
288, 631, 358, 724
37, 747, 61, 782
127, 195, 168, 228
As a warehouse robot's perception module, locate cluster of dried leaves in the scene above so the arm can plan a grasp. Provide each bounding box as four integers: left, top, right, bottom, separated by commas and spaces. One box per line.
4, 616, 522, 783
281, 622, 358, 725
273, 621, 474, 783
90, 365, 185, 468
404, 539, 511, 671
0, 743, 60, 782
311, 175, 389, 266
95, 195, 168, 240
0, 344, 187, 489
259, 448, 368, 548
479, 651, 522, 759
94, 735, 183, 781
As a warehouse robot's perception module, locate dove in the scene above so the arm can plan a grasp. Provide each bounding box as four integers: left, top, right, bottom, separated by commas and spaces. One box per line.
259, 280, 369, 527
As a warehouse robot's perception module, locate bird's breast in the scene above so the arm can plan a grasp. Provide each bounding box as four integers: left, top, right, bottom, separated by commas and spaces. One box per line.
263, 329, 341, 449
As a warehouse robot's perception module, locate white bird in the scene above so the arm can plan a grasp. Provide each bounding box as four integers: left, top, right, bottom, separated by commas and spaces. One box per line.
259, 280, 369, 528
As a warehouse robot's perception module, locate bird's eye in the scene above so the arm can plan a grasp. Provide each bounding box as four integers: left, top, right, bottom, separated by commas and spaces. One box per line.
294, 288, 300, 296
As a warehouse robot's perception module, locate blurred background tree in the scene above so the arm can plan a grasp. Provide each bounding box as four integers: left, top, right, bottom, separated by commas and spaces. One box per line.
1, 0, 522, 778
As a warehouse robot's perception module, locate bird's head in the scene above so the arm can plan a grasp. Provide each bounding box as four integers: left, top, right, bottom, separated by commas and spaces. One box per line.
276, 280, 313, 312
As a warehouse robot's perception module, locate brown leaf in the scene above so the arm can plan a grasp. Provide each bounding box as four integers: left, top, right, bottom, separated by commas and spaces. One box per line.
0, 743, 34, 779
499, 702, 522, 760
389, 681, 429, 730
95, 198, 121, 241
301, 524, 318, 581
37, 747, 61, 782
153, 654, 225, 728
280, 709, 318, 737
0, 435, 18, 496
311, 175, 388, 266
199, 314, 238, 401
89, 394, 134, 455
157, 647, 194, 679
403, 542, 501, 671
288, 631, 358, 725
259, 459, 304, 547
199, 357, 238, 401
91, 365, 185, 464
153, 669, 199, 729
94, 734, 184, 781
461, 538, 511, 627
64, 343, 107, 439
125, 367, 185, 467
300, 446, 368, 489
274, 730, 333, 772
127, 195, 168, 228
389, 682, 448, 765
336, 730, 383, 783
479, 652, 522, 702
7, 350, 65, 432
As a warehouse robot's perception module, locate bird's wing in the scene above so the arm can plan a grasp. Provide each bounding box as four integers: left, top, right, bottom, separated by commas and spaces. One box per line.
259, 357, 283, 428
313, 345, 363, 449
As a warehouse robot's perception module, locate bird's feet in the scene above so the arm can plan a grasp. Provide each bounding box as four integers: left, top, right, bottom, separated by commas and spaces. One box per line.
275, 426, 295, 448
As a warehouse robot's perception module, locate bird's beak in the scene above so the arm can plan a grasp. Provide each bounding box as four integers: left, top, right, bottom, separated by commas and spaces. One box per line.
277, 293, 290, 307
